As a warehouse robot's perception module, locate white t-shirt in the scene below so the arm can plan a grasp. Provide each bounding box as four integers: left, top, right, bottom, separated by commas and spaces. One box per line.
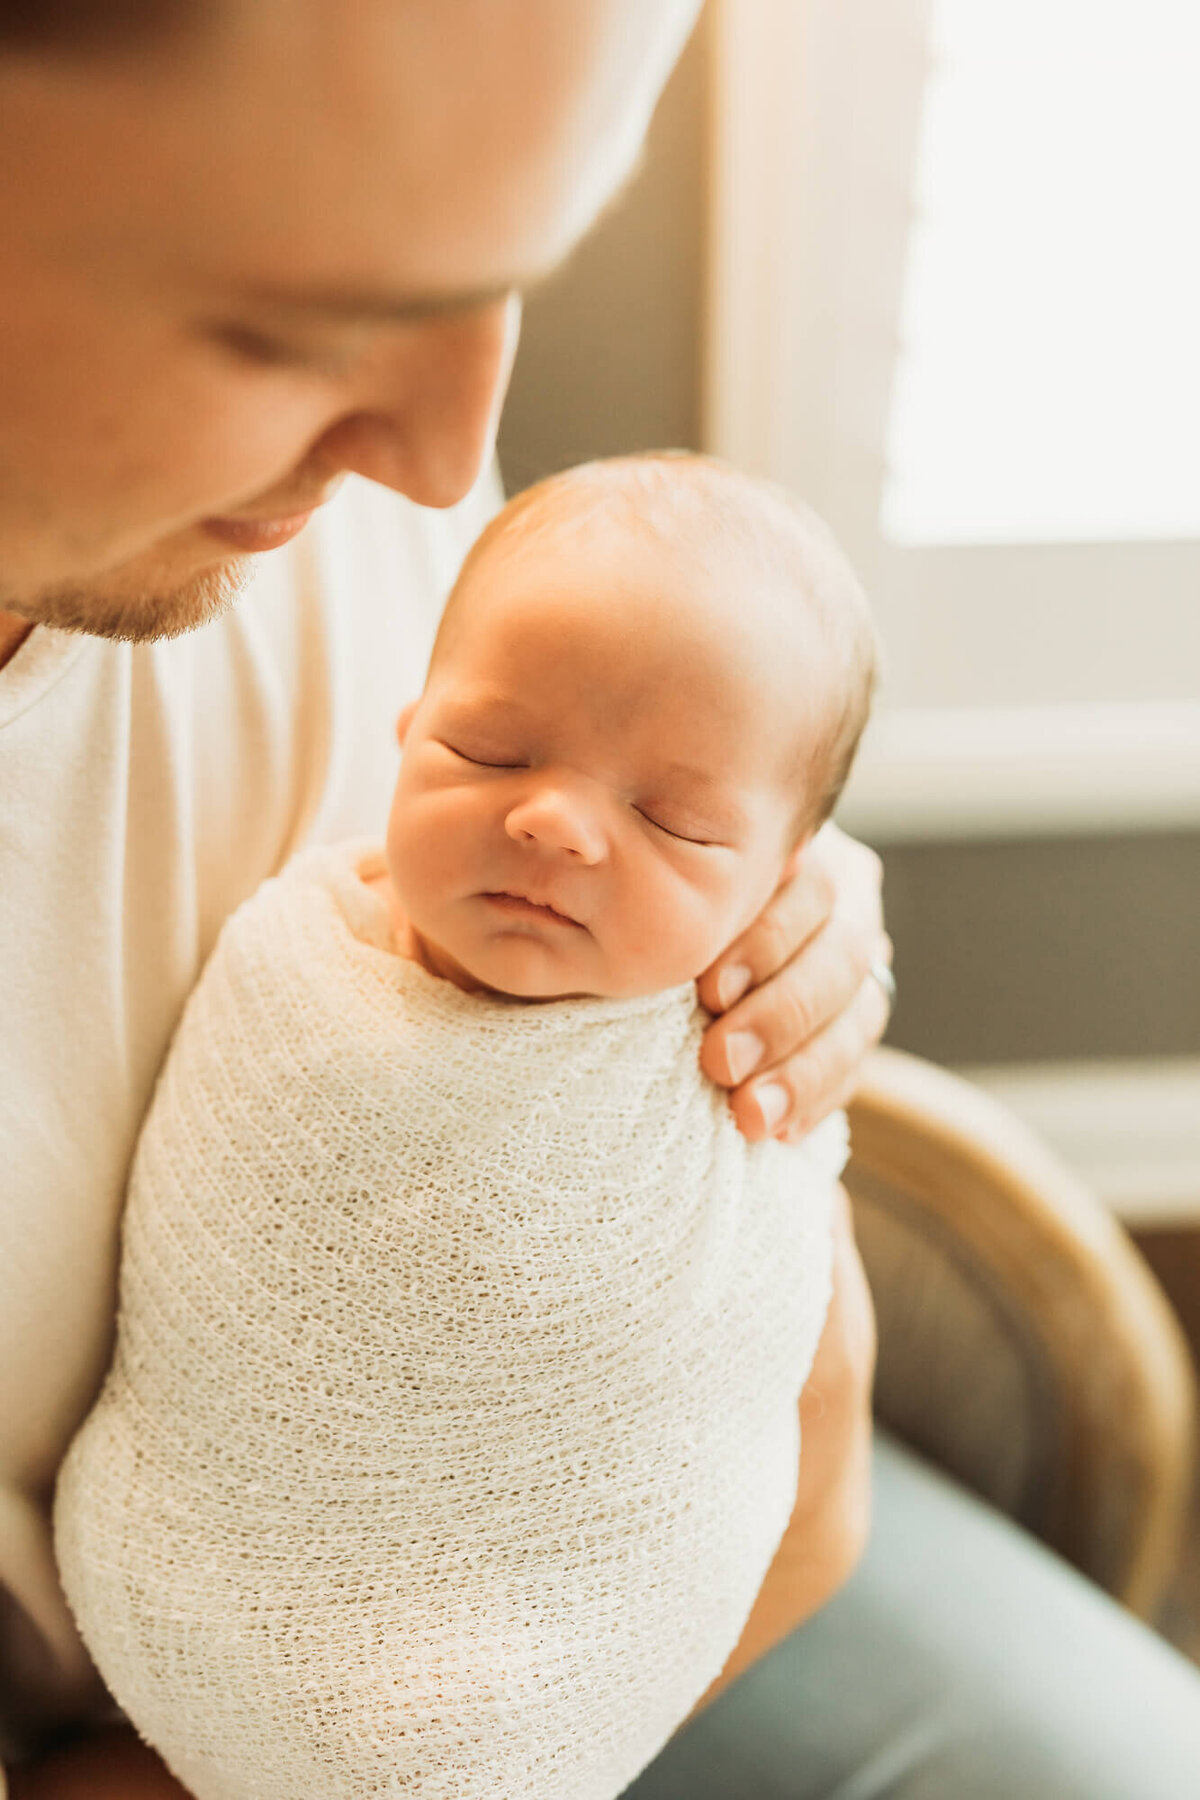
0, 472, 497, 1764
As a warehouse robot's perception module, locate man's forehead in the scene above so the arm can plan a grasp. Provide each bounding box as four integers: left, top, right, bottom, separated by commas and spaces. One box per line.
6, 0, 696, 309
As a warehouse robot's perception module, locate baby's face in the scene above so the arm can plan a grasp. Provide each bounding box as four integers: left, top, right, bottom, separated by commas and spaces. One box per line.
385, 521, 824, 999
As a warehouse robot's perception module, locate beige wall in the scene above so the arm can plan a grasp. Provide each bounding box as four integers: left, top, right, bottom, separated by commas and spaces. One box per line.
882, 835, 1200, 1065
496, 11, 1200, 1070
497, 12, 708, 490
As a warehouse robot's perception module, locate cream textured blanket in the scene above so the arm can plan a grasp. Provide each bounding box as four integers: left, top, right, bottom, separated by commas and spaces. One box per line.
55, 844, 845, 1800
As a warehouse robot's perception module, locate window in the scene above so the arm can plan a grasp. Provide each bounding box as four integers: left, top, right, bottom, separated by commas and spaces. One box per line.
884, 0, 1200, 546
708, 0, 1200, 838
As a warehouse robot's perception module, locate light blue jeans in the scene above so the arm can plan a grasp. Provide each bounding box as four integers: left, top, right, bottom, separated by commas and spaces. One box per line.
623, 1432, 1200, 1798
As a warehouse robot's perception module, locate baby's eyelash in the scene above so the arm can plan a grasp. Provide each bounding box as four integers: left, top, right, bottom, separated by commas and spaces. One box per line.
636, 809, 714, 847
443, 743, 527, 770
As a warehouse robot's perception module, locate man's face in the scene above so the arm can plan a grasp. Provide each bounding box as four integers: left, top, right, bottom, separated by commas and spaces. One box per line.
0, 0, 698, 638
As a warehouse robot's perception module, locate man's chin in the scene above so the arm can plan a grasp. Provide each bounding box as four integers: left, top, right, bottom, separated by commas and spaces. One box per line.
7, 558, 253, 646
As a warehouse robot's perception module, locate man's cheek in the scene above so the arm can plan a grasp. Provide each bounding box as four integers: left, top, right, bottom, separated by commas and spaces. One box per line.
103, 335, 339, 511
166, 400, 330, 513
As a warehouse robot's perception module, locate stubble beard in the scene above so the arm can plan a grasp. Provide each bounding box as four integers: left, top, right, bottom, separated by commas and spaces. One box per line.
1, 559, 253, 645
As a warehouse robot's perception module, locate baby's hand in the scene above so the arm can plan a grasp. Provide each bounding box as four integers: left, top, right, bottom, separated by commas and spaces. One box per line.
697, 823, 890, 1142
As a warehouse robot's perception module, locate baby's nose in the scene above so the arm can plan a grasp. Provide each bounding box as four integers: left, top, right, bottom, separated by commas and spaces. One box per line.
504, 788, 606, 863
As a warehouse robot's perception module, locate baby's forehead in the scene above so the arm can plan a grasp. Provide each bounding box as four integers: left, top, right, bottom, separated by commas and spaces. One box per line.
470, 511, 810, 688
473, 471, 817, 646
439, 454, 869, 738
491, 459, 798, 576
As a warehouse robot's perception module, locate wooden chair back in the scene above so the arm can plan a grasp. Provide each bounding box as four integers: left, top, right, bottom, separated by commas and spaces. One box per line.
846, 1047, 1197, 1618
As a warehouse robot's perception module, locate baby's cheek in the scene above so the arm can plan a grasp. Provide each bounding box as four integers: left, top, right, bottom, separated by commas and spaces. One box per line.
619, 876, 729, 990
663, 865, 769, 983
387, 795, 461, 921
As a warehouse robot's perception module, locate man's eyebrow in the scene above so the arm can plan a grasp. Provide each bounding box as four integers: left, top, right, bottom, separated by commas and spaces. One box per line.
236, 271, 550, 326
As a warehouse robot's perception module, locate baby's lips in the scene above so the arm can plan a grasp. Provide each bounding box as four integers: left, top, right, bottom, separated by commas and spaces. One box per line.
480, 890, 585, 928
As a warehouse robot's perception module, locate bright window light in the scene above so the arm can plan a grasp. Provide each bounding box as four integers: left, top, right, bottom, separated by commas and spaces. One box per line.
882, 0, 1200, 545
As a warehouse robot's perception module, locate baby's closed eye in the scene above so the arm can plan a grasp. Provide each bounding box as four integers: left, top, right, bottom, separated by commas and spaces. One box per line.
439, 739, 528, 770
635, 807, 727, 848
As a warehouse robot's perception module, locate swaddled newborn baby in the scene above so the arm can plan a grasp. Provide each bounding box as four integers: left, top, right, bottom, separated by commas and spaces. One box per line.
55, 454, 877, 1800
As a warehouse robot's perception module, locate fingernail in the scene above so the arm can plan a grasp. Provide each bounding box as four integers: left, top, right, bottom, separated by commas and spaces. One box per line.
753, 1082, 788, 1133
716, 963, 752, 1010
724, 1030, 764, 1085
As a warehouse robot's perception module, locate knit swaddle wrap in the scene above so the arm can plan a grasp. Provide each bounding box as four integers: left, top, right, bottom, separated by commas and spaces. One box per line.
55, 844, 844, 1800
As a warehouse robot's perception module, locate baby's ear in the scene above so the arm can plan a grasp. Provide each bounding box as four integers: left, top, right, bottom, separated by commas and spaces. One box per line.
395, 700, 419, 747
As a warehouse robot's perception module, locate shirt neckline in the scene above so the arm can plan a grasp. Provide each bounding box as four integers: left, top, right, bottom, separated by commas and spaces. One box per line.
0, 626, 93, 732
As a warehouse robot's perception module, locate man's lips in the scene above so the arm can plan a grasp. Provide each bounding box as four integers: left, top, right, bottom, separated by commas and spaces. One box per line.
480, 891, 584, 929
199, 508, 320, 553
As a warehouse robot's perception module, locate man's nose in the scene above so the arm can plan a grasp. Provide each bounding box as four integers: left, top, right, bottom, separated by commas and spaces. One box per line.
504, 786, 607, 864
307, 294, 519, 509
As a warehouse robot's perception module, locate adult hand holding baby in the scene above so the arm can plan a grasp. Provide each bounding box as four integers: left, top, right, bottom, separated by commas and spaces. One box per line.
699, 823, 890, 1143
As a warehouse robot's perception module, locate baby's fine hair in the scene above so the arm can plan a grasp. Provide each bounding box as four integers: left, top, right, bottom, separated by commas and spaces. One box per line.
433, 452, 879, 838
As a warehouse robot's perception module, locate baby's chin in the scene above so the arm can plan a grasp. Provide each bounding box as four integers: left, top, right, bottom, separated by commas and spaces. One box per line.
457, 954, 695, 1004
460, 949, 609, 1003
417, 929, 672, 1002
411, 927, 597, 1000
